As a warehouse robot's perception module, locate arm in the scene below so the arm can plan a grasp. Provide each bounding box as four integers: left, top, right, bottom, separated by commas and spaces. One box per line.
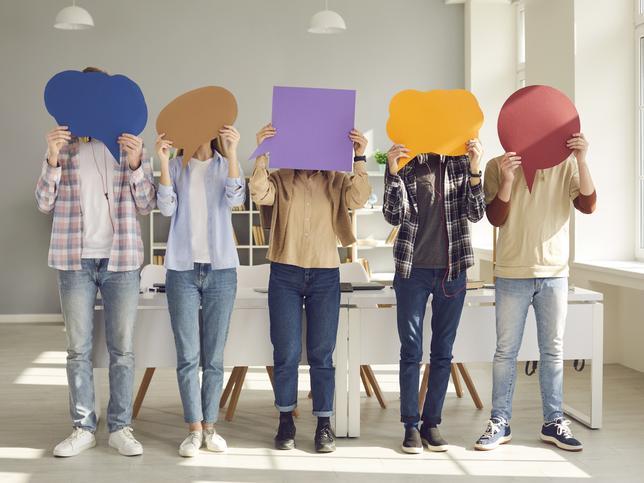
155, 134, 176, 217
35, 126, 71, 214
344, 129, 371, 209
381, 143, 411, 226
219, 125, 246, 207
465, 176, 486, 223
249, 155, 276, 206
128, 147, 157, 215
484, 154, 520, 227
567, 133, 597, 214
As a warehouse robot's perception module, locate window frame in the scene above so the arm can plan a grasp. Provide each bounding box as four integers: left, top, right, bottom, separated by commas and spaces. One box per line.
516, 1, 526, 88
636, 21, 644, 260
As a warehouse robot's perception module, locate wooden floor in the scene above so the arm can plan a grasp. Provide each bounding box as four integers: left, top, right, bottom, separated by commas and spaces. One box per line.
1, 323, 643, 483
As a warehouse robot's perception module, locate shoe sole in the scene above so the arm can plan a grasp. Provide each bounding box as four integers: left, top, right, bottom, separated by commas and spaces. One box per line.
53, 439, 96, 457
108, 440, 143, 456
474, 434, 512, 451
401, 445, 423, 454
275, 440, 295, 450
421, 437, 448, 452
179, 448, 199, 458
316, 445, 336, 453
540, 434, 583, 452
205, 445, 227, 453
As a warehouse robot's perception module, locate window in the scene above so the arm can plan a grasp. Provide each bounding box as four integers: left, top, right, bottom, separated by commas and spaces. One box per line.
516, 1, 526, 88
637, 5, 644, 260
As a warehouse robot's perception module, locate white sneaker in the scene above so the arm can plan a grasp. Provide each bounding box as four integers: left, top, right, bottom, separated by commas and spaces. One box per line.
179, 431, 203, 457
108, 427, 143, 456
204, 428, 227, 452
53, 427, 96, 457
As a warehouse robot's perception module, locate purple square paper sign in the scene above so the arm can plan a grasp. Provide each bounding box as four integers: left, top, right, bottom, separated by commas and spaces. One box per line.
250, 86, 356, 171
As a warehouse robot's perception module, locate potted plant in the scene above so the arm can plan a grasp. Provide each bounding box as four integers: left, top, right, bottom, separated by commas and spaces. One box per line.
374, 150, 388, 173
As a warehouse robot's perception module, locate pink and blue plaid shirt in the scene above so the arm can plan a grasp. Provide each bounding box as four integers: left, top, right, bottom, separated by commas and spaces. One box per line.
35, 139, 156, 272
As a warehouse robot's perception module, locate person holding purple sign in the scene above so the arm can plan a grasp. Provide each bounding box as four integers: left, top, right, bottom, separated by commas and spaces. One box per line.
383, 139, 486, 454
36, 67, 156, 457
250, 122, 371, 453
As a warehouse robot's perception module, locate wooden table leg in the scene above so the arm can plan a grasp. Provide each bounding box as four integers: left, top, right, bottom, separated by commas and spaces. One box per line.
451, 363, 464, 398
133, 367, 155, 419
360, 365, 372, 397
456, 363, 483, 410
220, 367, 240, 408
363, 365, 387, 409
225, 366, 248, 421
418, 364, 430, 412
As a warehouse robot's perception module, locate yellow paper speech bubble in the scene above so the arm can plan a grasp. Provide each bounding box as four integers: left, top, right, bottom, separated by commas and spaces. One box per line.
386, 89, 484, 169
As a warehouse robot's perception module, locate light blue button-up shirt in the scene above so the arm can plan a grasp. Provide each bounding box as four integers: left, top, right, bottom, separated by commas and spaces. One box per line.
157, 154, 245, 271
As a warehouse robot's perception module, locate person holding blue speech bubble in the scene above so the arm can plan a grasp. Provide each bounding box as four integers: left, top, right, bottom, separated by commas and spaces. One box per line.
250, 122, 371, 453
36, 67, 156, 458
156, 123, 245, 457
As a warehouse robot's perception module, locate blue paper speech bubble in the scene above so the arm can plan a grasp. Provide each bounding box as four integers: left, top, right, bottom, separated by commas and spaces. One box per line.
44, 70, 148, 161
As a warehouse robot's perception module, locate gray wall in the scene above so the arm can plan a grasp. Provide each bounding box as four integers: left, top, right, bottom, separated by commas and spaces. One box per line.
0, 0, 464, 314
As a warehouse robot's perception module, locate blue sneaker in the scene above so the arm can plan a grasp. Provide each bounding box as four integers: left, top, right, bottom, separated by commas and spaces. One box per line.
474, 417, 512, 451
540, 418, 583, 451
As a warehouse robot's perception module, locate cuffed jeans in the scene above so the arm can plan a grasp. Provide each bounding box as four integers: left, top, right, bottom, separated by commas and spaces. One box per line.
491, 277, 568, 423
57, 258, 139, 433
268, 262, 340, 417
394, 268, 466, 426
166, 264, 237, 424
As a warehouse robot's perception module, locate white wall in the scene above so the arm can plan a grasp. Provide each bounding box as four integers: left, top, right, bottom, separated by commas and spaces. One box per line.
0, 0, 465, 314
465, 0, 517, 251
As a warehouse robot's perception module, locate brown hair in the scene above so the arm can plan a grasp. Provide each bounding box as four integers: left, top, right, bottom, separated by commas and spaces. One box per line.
177, 137, 226, 159
82, 66, 108, 74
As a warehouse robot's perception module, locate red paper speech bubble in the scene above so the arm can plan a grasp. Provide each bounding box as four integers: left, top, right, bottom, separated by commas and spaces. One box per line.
497, 85, 580, 192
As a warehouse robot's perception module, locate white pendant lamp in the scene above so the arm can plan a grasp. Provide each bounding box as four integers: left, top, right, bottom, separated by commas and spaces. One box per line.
54, 1, 94, 30
308, 0, 346, 34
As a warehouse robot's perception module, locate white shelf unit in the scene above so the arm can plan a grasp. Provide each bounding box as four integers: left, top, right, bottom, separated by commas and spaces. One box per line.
148, 168, 397, 279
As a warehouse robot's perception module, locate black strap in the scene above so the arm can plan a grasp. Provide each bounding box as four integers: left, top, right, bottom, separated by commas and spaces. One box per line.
525, 360, 538, 376
573, 359, 586, 372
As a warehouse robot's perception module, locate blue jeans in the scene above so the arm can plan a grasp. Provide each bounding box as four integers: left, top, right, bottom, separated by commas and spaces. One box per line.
394, 268, 466, 426
57, 259, 139, 433
268, 262, 340, 417
166, 264, 237, 424
492, 277, 568, 423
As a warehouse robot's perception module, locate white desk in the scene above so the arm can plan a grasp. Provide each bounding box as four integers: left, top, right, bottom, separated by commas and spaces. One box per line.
93, 288, 352, 436
345, 287, 603, 437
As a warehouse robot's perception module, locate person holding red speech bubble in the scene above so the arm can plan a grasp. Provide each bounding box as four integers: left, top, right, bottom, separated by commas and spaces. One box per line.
475, 130, 596, 452
36, 67, 156, 458
382, 139, 486, 454
250, 123, 371, 453
156, 126, 245, 457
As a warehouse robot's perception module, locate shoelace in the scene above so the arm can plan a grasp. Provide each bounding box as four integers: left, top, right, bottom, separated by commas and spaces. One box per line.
481, 419, 503, 440
69, 427, 86, 441
318, 426, 334, 441
552, 419, 573, 438
186, 431, 202, 445
120, 427, 138, 443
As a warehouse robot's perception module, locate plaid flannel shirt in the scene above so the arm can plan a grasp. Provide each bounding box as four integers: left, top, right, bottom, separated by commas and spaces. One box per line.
382, 154, 485, 280
35, 139, 156, 272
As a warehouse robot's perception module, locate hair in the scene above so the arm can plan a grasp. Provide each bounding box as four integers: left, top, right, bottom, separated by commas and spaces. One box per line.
82, 66, 108, 74
177, 137, 225, 159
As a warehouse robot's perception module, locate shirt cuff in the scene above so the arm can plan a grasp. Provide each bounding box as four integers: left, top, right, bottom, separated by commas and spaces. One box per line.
158, 183, 174, 197
470, 181, 483, 195
44, 162, 62, 181
226, 177, 245, 188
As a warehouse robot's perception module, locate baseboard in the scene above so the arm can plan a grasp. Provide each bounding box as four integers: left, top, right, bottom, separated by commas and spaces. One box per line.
0, 313, 64, 323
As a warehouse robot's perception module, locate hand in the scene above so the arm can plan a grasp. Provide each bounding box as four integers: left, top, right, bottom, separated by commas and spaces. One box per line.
499, 152, 522, 186
349, 129, 367, 157
46, 126, 71, 166
155, 133, 173, 167
219, 125, 240, 159
118, 133, 143, 169
256, 122, 276, 146
386, 144, 410, 175
566, 132, 589, 164
467, 138, 483, 172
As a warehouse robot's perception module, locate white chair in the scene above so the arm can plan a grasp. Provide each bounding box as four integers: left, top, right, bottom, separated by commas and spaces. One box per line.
219, 264, 282, 420
339, 262, 389, 409
131, 264, 167, 418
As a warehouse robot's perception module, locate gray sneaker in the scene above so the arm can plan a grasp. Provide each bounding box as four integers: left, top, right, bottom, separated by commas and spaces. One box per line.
401, 425, 423, 454
420, 424, 448, 452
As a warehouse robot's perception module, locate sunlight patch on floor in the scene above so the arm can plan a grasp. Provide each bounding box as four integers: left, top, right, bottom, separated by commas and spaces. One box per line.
0, 473, 30, 483
0, 447, 46, 459
13, 367, 67, 385
32, 351, 67, 365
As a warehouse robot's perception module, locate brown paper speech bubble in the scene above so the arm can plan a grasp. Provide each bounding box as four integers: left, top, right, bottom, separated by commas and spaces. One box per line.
156, 86, 237, 165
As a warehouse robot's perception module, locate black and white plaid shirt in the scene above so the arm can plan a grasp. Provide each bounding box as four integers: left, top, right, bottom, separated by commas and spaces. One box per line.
382, 154, 485, 280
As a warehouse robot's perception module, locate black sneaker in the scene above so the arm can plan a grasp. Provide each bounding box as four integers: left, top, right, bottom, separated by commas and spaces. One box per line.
401, 425, 423, 454
540, 418, 583, 451
474, 417, 512, 451
274, 420, 296, 450
420, 424, 448, 452
314, 423, 336, 453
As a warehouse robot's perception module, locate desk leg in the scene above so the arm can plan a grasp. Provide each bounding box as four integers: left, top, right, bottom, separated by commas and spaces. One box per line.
334, 307, 349, 438
348, 308, 361, 438
563, 302, 603, 429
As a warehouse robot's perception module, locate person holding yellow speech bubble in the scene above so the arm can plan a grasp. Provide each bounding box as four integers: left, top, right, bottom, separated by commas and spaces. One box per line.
383, 137, 485, 454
